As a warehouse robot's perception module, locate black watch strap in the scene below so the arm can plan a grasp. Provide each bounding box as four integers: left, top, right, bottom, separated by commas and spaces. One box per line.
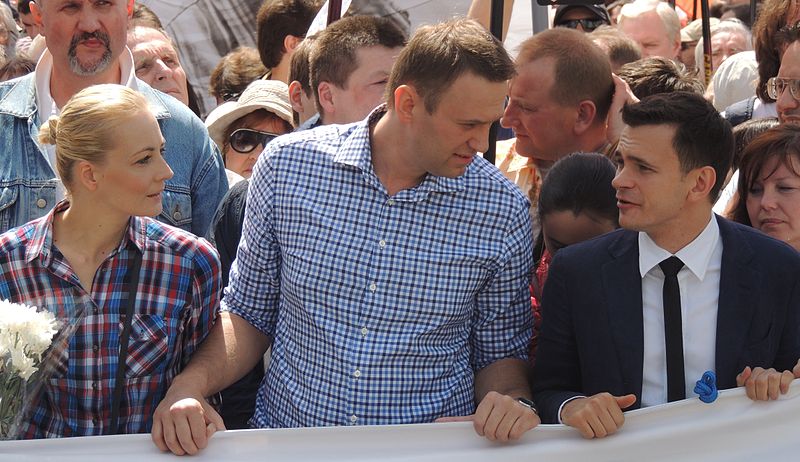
517, 397, 538, 415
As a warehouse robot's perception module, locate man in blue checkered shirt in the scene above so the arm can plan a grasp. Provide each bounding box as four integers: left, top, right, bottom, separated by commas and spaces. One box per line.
152, 18, 539, 455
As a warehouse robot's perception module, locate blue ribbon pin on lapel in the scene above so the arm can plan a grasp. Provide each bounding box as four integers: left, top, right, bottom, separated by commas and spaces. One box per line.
693, 371, 718, 403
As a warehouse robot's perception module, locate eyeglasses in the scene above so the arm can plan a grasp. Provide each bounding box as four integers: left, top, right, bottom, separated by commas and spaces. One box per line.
556, 18, 606, 32
766, 77, 800, 100
229, 128, 280, 154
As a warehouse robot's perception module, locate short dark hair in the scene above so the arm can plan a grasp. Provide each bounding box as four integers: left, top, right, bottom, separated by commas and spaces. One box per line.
732, 124, 800, 225
131, 3, 164, 29
256, 0, 320, 69
590, 25, 642, 72
517, 27, 613, 122
621, 92, 734, 201
209, 47, 268, 102
17, 0, 33, 15
289, 34, 315, 98
732, 117, 779, 170
617, 57, 705, 98
386, 18, 514, 113
538, 152, 619, 226
310, 15, 406, 114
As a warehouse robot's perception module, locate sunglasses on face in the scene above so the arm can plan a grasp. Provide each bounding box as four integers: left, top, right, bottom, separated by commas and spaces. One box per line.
220, 91, 241, 102
556, 18, 606, 32
229, 128, 280, 154
767, 77, 800, 100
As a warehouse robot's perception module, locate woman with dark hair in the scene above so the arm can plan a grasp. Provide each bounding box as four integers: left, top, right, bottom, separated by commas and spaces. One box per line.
731, 124, 800, 251
530, 152, 619, 364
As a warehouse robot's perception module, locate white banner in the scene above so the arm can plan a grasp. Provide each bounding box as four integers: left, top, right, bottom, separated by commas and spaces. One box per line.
1, 383, 798, 461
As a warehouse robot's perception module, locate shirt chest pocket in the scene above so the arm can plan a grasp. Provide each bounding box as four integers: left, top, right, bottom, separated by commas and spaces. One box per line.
124, 314, 170, 378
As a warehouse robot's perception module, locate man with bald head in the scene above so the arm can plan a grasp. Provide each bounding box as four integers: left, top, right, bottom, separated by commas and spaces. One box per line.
0, 0, 227, 236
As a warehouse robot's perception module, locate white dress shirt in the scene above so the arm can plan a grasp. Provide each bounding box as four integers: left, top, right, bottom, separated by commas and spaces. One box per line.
639, 215, 723, 407
34, 48, 138, 202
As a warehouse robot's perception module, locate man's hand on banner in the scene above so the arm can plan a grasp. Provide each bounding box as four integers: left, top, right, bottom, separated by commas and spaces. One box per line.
436, 391, 540, 442
736, 366, 796, 401
560, 392, 636, 439
151, 384, 226, 456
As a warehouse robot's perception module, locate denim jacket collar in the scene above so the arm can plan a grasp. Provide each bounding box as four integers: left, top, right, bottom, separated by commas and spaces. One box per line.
0, 74, 38, 120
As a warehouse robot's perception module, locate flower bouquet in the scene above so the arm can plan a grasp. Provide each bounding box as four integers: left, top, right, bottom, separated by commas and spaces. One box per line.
0, 299, 84, 439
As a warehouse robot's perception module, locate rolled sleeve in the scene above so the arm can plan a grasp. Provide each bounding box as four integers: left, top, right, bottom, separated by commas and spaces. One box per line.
470, 204, 534, 371
220, 149, 281, 336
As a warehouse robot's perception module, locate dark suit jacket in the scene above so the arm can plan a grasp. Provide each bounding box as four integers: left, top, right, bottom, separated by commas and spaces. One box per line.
531, 216, 800, 423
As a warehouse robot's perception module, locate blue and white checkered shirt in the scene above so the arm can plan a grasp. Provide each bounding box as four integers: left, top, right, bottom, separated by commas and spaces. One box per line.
223, 107, 534, 429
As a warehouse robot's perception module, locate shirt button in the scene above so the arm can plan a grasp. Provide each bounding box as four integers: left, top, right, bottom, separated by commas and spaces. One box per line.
36, 198, 47, 208
350, 415, 358, 423
92, 417, 98, 425
369, 283, 376, 292
354, 369, 361, 378
387, 199, 395, 206
172, 211, 182, 221
92, 306, 99, 315
92, 344, 99, 353
379, 240, 386, 248
361, 327, 368, 336
91, 382, 98, 390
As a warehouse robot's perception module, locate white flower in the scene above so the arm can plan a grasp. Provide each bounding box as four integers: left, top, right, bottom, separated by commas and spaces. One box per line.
0, 300, 58, 361
9, 346, 36, 380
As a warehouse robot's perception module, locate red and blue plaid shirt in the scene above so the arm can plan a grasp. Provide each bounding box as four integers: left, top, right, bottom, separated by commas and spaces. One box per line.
0, 202, 221, 438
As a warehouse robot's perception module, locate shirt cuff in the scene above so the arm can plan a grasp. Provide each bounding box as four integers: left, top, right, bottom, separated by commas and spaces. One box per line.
557, 395, 586, 424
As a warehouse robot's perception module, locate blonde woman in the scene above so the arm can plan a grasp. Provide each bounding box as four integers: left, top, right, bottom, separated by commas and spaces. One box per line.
0, 84, 221, 438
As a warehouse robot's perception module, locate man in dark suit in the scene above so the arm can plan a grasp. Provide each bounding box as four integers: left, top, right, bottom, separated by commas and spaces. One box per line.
532, 92, 800, 438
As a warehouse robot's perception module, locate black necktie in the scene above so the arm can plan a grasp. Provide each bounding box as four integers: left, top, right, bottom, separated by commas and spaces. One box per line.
659, 256, 686, 402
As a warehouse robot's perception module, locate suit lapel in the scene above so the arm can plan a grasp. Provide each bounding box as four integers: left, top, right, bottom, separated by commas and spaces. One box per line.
602, 231, 645, 404
715, 217, 758, 388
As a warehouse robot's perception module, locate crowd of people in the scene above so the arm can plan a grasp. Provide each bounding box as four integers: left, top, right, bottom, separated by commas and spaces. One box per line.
0, 0, 799, 456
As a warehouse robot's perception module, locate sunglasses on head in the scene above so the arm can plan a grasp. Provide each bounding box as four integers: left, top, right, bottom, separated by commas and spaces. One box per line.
556, 18, 605, 32
229, 128, 280, 154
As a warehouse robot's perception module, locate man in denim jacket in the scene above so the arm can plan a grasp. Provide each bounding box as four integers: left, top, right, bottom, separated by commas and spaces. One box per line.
0, 0, 227, 236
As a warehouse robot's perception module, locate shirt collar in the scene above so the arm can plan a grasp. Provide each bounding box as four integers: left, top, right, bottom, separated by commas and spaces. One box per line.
638, 214, 720, 280
26, 200, 147, 265
34, 47, 139, 120
333, 104, 466, 195
506, 154, 535, 173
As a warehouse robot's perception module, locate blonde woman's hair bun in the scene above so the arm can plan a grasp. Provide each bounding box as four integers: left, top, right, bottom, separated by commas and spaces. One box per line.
39, 116, 60, 146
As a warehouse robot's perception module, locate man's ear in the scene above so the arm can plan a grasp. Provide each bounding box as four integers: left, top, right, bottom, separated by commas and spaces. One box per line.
393, 84, 419, 123
688, 165, 717, 202
127, 0, 135, 18
288, 80, 306, 114
317, 81, 335, 116
574, 100, 598, 135
29, 1, 43, 27
284, 35, 302, 54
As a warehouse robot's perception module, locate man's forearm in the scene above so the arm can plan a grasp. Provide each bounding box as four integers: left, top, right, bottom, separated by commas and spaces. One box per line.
474, 357, 532, 403
173, 311, 272, 397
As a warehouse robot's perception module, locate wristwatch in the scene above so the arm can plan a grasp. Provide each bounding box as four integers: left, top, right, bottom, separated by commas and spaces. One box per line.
517, 397, 538, 415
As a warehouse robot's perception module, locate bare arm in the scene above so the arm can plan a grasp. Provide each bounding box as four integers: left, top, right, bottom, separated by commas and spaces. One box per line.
467, 0, 515, 38
474, 357, 531, 402
151, 312, 271, 455
471, 358, 539, 441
